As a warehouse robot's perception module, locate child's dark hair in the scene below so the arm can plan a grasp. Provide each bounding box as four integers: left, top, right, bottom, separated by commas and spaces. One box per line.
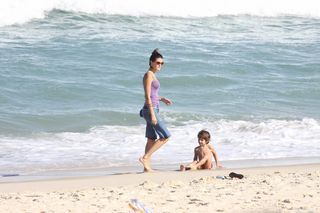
149, 48, 163, 66
197, 130, 211, 143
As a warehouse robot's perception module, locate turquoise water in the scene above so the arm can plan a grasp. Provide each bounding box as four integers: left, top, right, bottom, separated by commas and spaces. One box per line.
0, 8, 320, 174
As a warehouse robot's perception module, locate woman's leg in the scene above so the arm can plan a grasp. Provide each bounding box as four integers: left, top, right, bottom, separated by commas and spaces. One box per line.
140, 118, 157, 171
140, 137, 169, 172
140, 138, 155, 172
145, 138, 155, 154
144, 137, 169, 159
143, 110, 171, 159
140, 108, 171, 172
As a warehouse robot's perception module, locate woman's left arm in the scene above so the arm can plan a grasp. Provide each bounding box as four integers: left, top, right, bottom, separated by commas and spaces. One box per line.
159, 96, 172, 106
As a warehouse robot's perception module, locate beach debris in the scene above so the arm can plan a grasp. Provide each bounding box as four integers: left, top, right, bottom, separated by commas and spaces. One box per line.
229, 172, 244, 179
129, 199, 153, 213
283, 199, 291, 203
198, 176, 215, 182
216, 175, 227, 180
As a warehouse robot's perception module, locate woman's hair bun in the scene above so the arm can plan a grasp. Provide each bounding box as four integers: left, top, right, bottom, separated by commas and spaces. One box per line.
149, 48, 163, 64
152, 48, 160, 55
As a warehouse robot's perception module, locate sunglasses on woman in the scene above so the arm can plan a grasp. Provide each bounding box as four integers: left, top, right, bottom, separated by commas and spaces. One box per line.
155, 61, 164, 65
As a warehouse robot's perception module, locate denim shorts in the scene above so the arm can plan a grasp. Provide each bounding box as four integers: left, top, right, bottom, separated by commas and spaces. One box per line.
140, 107, 171, 140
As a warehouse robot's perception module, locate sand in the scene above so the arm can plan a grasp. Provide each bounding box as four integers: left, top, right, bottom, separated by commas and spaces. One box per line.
0, 164, 320, 212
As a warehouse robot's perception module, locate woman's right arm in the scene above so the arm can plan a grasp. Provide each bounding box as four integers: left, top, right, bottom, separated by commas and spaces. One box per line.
143, 72, 157, 125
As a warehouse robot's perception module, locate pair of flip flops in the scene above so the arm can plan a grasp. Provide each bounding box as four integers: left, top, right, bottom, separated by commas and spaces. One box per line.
229, 172, 244, 179
216, 172, 244, 180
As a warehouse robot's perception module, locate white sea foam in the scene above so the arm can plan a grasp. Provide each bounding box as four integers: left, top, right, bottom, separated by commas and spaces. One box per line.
0, 118, 319, 174
1, 0, 320, 26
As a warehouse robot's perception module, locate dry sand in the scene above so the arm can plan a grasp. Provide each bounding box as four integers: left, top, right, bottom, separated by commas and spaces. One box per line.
1, 164, 319, 212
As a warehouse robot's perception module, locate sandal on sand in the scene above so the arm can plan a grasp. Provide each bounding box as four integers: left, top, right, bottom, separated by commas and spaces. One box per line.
229, 172, 244, 179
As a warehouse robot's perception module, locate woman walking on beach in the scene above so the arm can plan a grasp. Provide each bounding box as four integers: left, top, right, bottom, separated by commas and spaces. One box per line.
139, 49, 172, 172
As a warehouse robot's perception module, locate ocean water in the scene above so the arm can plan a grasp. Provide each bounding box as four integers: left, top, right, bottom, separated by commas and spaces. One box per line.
0, 0, 320, 175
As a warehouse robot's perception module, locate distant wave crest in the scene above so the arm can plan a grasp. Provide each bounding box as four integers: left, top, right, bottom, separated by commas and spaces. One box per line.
1, 0, 320, 26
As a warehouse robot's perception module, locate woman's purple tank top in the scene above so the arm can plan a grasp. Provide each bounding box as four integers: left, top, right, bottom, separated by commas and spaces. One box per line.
150, 79, 160, 107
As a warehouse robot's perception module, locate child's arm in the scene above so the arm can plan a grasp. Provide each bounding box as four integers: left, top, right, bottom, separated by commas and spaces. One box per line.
192, 147, 198, 162
187, 148, 198, 167
184, 148, 199, 169
208, 144, 223, 168
191, 152, 211, 169
180, 148, 199, 171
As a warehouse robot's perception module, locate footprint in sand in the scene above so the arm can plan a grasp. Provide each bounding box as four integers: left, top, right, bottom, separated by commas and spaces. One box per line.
190, 198, 201, 202
197, 202, 209, 206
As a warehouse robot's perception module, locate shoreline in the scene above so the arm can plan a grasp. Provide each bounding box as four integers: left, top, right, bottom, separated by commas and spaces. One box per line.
1, 163, 319, 193
1, 156, 319, 184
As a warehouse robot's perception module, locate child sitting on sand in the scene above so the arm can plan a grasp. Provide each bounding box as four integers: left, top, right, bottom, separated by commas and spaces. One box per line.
180, 130, 222, 171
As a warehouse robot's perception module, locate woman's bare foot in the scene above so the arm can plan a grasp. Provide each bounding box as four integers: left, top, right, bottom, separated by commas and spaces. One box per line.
180, 165, 186, 171
143, 167, 155, 172
139, 156, 153, 172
